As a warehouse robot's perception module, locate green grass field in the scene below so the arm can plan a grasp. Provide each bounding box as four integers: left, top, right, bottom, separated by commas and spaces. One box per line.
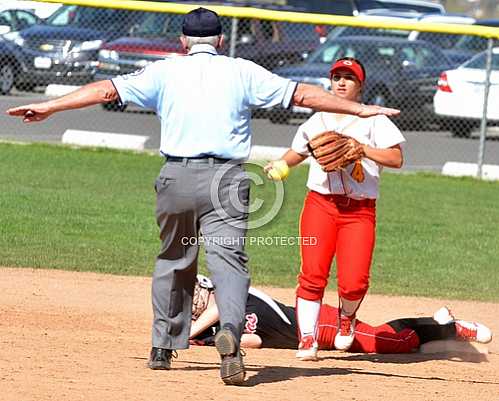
1, 142, 498, 301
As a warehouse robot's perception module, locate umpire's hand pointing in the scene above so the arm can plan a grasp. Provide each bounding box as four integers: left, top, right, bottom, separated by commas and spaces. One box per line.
292, 83, 400, 118
357, 104, 400, 118
6, 104, 53, 123
6, 80, 118, 123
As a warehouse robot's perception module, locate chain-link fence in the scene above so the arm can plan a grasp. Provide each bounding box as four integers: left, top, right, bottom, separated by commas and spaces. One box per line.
0, 0, 498, 175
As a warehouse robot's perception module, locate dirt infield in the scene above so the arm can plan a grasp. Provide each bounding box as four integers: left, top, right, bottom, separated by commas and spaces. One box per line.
1, 268, 497, 401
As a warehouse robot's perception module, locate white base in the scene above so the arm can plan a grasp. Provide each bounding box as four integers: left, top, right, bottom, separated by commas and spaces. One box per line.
442, 161, 499, 181
62, 129, 148, 151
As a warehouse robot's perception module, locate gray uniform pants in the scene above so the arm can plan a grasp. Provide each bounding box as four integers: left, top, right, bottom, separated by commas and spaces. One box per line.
152, 159, 250, 350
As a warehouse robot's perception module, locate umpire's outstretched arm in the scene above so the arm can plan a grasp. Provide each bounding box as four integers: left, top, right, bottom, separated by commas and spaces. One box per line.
6, 80, 118, 123
292, 83, 399, 118
6, 80, 400, 123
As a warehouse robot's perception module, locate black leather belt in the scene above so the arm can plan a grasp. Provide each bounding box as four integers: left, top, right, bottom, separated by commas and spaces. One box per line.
165, 156, 232, 164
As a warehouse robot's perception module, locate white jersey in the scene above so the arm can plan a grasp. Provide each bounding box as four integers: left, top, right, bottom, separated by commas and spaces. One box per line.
291, 112, 405, 199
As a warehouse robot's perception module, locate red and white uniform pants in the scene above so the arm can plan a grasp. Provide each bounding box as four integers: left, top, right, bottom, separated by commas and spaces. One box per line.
297, 190, 376, 302
317, 304, 420, 353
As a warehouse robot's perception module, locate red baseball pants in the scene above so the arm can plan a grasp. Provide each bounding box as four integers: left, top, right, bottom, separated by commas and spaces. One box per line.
317, 304, 420, 353
297, 191, 376, 302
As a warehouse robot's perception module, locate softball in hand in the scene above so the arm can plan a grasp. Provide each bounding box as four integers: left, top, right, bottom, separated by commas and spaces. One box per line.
266, 160, 289, 181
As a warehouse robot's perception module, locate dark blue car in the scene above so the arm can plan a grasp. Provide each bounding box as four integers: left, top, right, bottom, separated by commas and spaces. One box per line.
0, 5, 146, 91
269, 36, 456, 126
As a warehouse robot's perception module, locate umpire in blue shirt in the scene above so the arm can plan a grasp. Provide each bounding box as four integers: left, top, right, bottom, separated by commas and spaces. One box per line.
7, 7, 399, 386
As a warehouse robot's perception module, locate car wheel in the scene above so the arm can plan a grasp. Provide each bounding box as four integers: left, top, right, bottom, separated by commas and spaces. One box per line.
0, 63, 15, 95
102, 101, 126, 112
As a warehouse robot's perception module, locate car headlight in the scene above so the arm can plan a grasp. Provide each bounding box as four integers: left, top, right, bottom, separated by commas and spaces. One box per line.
99, 49, 119, 61
72, 40, 103, 53
3, 31, 24, 47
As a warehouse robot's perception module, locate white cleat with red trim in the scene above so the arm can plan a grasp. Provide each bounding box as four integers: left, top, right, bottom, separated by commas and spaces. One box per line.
455, 320, 493, 344
334, 315, 356, 351
296, 335, 318, 361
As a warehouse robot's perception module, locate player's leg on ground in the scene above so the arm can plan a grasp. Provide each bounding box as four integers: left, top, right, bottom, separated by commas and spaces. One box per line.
387, 317, 458, 346
431, 308, 492, 343
348, 322, 420, 353
388, 317, 492, 344
318, 306, 421, 353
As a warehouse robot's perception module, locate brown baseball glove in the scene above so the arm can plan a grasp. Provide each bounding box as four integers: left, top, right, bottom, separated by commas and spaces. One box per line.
307, 131, 366, 182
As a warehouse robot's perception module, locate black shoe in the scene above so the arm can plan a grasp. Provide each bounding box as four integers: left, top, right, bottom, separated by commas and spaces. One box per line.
148, 347, 175, 370
214, 326, 245, 385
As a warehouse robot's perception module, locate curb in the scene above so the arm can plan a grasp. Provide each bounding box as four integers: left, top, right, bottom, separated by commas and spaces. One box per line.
62, 129, 149, 151
442, 161, 499, 181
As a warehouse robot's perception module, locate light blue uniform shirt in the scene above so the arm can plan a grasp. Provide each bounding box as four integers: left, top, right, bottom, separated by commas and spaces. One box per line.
112, 44, 297, 160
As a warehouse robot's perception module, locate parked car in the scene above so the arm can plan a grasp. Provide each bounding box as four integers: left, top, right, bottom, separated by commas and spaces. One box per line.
0, 37, 18, 93
286, 0, 444, 16
268, 36, 456, 126
0, 1, 62, 20
327, 13, 476, 49
0, 8, 41, 35
96, 7, 328, 110
0, 4, 146, 90
433, 47, 499, 137
443, 19, 499, 65
96, 11, 185, 80
150, 0, 445, 16
407, 15, 476, 50
228, 18, 329, 70
97, 12, 323, 77
324, 14, 494, 71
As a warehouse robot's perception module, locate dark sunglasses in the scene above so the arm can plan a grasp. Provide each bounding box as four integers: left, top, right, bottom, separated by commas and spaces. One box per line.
331, 74, 357, 82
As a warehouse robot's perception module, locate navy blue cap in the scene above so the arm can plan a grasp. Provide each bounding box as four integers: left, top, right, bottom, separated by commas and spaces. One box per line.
182, 7, 222, 37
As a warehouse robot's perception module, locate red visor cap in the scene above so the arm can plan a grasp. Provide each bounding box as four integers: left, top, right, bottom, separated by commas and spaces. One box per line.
329, 59, 365, 83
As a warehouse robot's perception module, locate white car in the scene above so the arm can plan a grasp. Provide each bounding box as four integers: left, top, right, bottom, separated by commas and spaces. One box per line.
433, 47, 499, 137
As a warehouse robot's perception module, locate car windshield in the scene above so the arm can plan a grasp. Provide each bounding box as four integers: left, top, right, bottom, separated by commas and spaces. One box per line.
328, 26, 409, 40
307, 41, 399, 67
452, 34, 487, 52
222, 18, 280, 43
463, 52, 499, 70
307, 40, 442, 69
130, 12, 183, 37
221, 18, 305, 43
45, 5, 143, 31
416, 32, 463, 49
